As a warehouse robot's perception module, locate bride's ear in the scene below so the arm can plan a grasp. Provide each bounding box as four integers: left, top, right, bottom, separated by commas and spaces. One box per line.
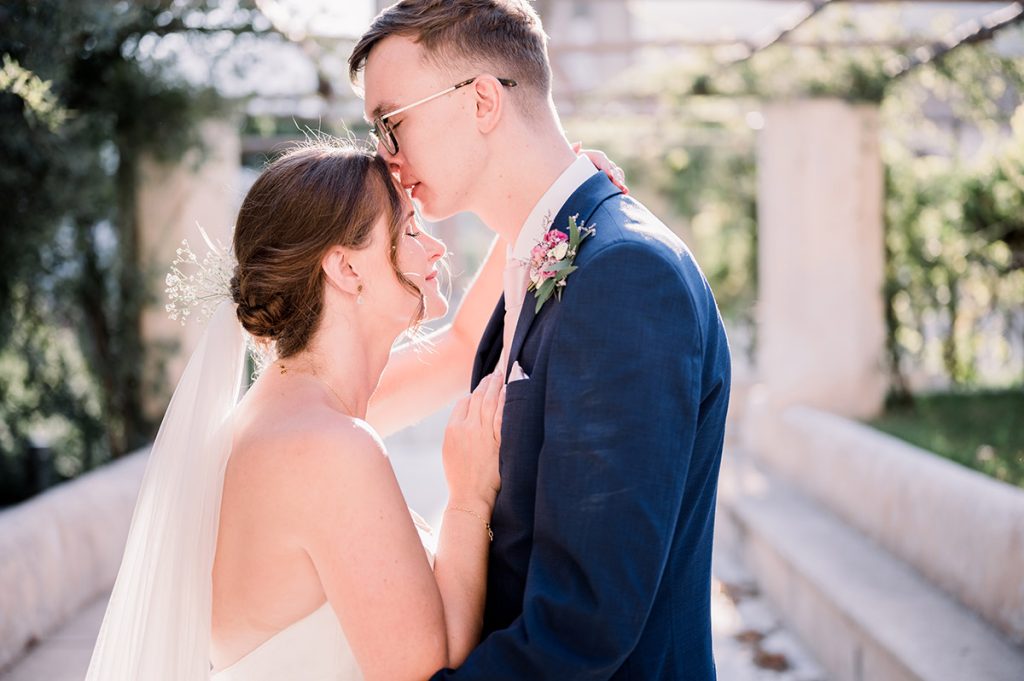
321, 246, 362, 298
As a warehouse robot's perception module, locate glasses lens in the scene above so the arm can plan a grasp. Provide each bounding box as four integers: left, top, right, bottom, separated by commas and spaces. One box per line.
372, 117, 398, 155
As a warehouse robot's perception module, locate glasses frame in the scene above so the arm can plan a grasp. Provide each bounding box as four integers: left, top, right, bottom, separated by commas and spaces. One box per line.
370, 75, 517, 156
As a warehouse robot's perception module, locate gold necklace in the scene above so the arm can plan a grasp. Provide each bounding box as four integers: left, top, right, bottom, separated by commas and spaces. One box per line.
278, 362, 357, 416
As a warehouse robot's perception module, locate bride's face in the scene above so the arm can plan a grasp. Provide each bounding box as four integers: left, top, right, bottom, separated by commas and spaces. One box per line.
361, 196, 449, 328
395, 205, 449, 323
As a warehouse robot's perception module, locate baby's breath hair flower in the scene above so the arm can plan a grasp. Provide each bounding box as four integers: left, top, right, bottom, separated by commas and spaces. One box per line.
165, 224, 234, 326
164, 226, 275, 379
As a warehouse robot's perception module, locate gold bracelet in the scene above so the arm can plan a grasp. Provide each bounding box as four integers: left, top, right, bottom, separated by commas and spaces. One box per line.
447, 506, 494, 542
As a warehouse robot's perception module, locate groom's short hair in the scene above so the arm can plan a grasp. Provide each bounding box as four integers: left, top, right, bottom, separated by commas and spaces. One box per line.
349, 0, 552, 111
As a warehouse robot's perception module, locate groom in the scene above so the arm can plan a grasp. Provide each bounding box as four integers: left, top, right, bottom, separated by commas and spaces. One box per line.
351, 1, 730, 678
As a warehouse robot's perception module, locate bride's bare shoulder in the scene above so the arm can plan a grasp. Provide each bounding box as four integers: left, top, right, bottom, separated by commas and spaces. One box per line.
229, 400, 391, 496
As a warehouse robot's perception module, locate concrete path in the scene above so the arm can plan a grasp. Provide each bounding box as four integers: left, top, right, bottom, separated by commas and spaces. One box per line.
1, 408, 824, 680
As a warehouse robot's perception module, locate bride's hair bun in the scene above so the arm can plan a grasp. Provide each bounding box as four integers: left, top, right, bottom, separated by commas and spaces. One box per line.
230, 140, 423, 358
230, 271, 285, 341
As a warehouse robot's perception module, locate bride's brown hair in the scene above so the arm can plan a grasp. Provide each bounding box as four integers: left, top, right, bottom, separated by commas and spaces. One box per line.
230, 141, 424, 357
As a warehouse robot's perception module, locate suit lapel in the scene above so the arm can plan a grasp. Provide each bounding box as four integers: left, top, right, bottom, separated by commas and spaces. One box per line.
505, 173, 623, 380
504, 287, 538, 382
472, 294, 506, 389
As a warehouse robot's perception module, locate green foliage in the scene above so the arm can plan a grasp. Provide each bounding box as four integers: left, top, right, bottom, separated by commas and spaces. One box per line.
883, 151, 1022, 389
871, 390, 1024, 488
657, 142, 759, 328
961, 108, 1024, 268
697, 46, 893, 103
882, 46, 1024, 393
0, 286, 107, 501
0, 55, 69, 131
0, 1, 262, 505
566, 110, 758, 339
575, 25, 1023, 395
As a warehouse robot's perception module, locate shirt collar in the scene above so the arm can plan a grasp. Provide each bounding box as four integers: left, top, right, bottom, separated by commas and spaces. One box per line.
510, 155, 599, 262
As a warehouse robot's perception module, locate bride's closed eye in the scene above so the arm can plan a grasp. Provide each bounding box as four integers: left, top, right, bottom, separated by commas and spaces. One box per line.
404, 212, 424, 238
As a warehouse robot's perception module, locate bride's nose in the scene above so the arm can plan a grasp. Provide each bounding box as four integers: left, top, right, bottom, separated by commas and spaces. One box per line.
424, 232, 447, 262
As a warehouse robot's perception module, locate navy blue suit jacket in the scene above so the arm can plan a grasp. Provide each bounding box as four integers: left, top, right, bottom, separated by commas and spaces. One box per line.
433, 174, 731, 680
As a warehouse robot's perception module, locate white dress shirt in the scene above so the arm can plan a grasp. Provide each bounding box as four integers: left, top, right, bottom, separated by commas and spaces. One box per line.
498, 155, 598, 378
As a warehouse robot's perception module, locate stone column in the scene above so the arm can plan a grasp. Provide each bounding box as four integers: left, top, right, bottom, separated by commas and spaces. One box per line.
756, 98, 887, 419
137, 119, 241, 421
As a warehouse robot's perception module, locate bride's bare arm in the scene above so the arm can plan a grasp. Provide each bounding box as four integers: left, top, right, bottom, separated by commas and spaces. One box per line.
296, 376, 502, 679
295, 423, 448, 680
366, 234, 505, 438
430, 372, 503, 665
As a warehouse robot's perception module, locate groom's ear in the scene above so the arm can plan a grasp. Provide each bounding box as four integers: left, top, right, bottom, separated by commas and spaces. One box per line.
321, 246, 362, 297
472, 75, 504, 134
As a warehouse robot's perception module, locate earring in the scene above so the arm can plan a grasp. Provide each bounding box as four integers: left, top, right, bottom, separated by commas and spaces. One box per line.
357, 283, 364, 305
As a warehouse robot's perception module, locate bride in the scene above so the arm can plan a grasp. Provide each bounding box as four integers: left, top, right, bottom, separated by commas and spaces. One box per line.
85, 140, 625, 680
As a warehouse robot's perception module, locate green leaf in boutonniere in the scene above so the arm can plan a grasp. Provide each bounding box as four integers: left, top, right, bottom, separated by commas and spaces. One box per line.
569, 214, 583, 251
527, 214, 595, 313
534, 277, 557, 311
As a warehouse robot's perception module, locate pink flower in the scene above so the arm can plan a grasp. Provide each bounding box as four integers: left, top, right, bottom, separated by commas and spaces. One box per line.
544, 230, 568, 246
527, 217, 595, 312
530, 265, 556, 286
530, 244, 547, 264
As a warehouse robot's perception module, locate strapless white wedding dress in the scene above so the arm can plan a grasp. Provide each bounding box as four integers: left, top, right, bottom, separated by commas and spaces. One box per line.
211, 511, 435, 681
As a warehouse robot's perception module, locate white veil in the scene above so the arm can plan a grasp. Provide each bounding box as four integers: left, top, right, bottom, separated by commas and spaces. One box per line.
85, 301, 247, 680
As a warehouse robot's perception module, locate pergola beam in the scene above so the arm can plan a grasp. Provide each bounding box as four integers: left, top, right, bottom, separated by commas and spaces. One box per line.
549, 38, 923, 54
292, 0, 1024, 105
302, 1, 1020, 45
635, 0, 1010, 4
620, 0, 1020, 66
885, 1, 1024, 78
729, 0, 837, 64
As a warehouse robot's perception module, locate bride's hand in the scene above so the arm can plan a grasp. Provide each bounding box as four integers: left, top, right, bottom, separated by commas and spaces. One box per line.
442, 371, 505, 511
574, 142, 629, 195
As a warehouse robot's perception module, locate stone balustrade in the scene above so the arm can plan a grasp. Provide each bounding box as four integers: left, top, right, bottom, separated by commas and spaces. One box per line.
0, 450, 147, 671
743, 393, 1024, 644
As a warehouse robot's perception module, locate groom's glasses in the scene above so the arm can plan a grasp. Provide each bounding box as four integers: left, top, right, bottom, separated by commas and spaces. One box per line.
370, 75, 517, 156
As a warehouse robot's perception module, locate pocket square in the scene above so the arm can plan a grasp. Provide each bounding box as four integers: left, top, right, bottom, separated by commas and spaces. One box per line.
508, 361, 530, 383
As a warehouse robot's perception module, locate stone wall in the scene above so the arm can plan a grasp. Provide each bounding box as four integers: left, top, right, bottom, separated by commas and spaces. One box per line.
0, 451, 147, 671
743, 394, 1024, 644
756, 99, 888, 419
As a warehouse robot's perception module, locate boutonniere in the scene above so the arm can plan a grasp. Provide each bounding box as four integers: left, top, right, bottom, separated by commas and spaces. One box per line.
527, 214, 595, 313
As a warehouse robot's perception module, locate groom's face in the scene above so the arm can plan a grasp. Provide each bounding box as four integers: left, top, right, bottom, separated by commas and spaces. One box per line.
362, 36, 483, 222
